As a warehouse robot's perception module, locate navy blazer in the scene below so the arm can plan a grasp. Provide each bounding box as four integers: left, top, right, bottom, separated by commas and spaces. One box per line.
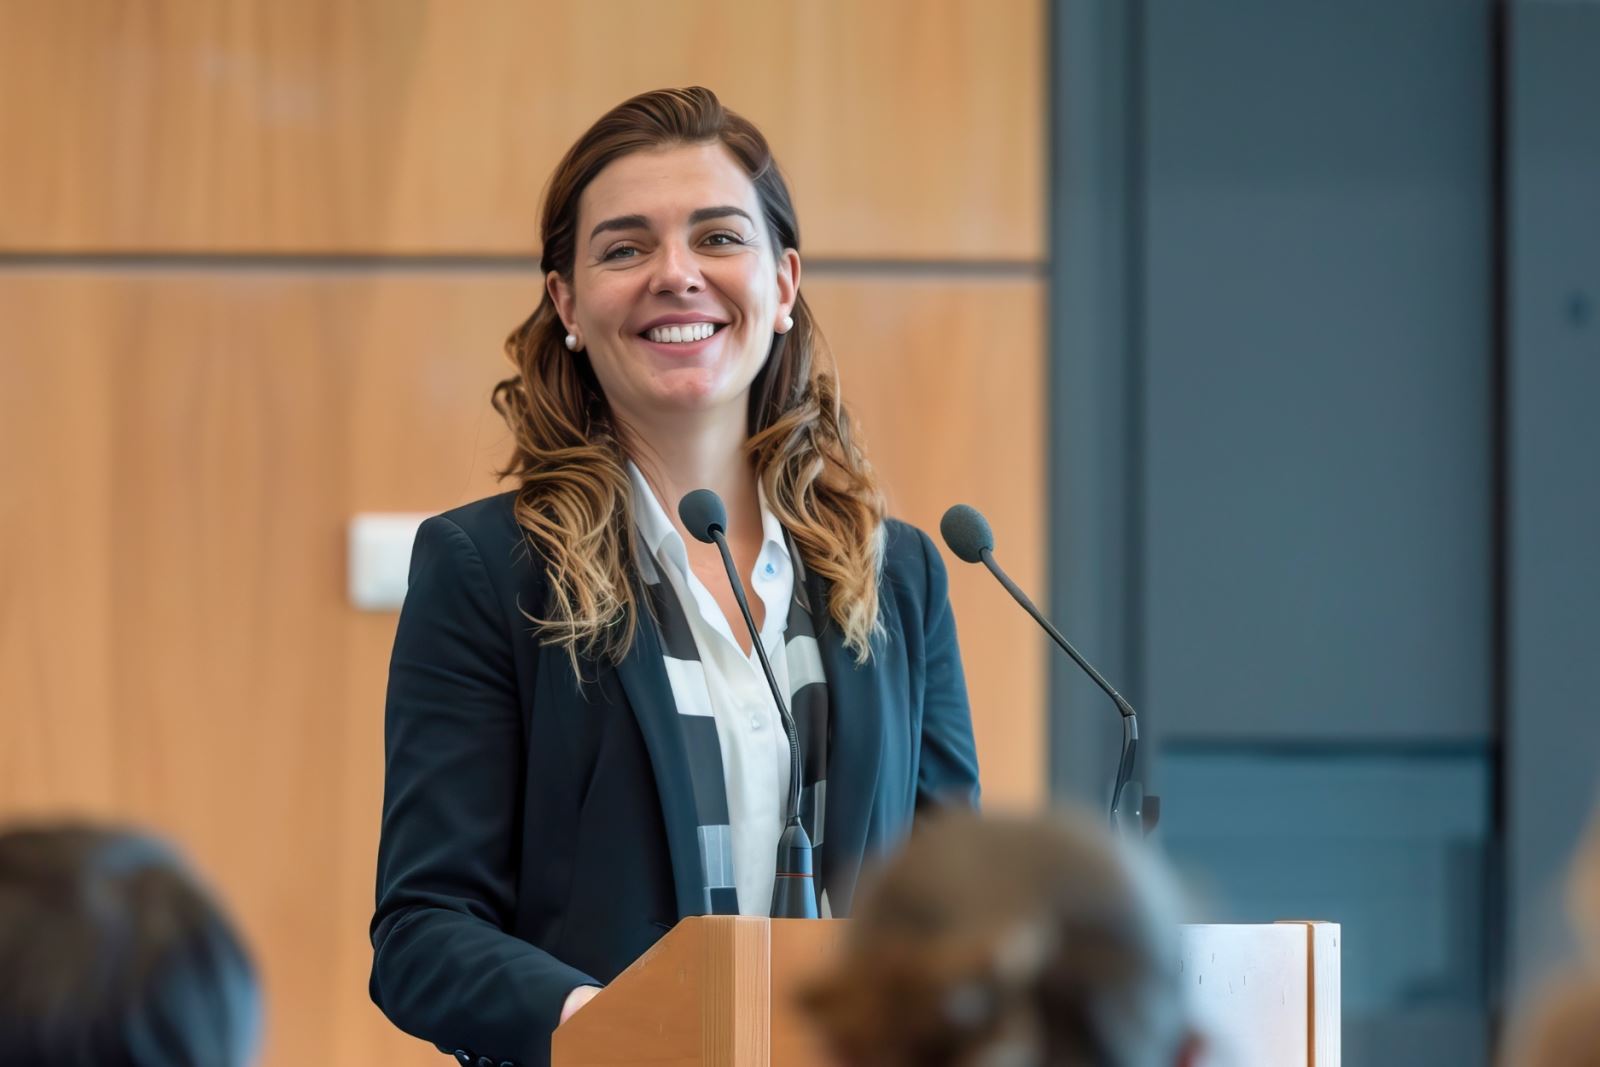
369, 490, 980, 1067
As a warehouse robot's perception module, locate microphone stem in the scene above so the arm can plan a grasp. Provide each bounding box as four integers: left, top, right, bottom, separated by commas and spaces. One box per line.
710, 530, 804, 826
979, 549, 1137, 720
981, 547, 1142, 824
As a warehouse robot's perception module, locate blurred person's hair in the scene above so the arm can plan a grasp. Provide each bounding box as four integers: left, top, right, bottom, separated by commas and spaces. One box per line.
0, 823, 259, 1067
1501, 970, 1600, 1067
1570, 791, 1600, 965
802, 807, 1200, 1067
494, 85, 887, 674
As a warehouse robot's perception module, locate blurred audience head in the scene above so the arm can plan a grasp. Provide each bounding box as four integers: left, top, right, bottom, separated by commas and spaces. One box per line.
1501, 970, 1600, 1067
803, 807, 1200, 1067
1498, 791, 1600, 1067
1570, 791, 1600, 966
0, 822, 259, 1067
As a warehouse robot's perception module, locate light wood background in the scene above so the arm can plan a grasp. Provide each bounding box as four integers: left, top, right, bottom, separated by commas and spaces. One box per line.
0, 0, 1043, 260
0, 2, 1047, 1065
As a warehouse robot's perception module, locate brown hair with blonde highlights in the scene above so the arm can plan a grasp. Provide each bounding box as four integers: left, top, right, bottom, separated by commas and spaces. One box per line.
801, 809, 1197, 1067
492, 87, 887, 670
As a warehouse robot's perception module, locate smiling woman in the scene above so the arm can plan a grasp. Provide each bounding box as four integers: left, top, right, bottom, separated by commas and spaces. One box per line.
368, 87, 982, 1067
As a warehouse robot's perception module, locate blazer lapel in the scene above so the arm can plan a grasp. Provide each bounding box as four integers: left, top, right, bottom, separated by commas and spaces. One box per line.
617, 566, 899, 921
807, 568, 886, 917
613, 607, 707, 920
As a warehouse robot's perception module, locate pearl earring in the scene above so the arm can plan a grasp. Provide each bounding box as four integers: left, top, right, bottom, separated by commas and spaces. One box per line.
564, 333, 579, 351
778, 315, 794, 334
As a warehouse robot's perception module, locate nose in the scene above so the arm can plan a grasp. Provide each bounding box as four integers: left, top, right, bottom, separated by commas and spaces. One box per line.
649, 239, 703, 296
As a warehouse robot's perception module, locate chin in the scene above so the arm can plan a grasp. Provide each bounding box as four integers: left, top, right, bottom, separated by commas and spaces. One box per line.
644, 369, 755, 413
649, 387, 741, 415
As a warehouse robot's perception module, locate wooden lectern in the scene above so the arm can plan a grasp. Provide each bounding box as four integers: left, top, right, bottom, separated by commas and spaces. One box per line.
552, 917, 1340, 1067
551, 917, 845, 1067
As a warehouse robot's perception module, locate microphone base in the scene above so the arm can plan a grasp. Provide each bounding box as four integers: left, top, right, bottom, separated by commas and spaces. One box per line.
769, 822, 818, 919
1111, 782, 1162, 839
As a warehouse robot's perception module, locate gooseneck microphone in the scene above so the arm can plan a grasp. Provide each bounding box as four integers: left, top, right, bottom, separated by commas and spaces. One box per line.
940, 504, 1156, 836
678, 489, 817, 919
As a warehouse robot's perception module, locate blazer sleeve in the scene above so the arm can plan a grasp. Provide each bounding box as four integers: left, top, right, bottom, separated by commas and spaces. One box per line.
913, 526, 983, 809
370, 515, 596, 1067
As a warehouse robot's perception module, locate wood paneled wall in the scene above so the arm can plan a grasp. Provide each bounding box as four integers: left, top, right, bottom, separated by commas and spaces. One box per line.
0, 4, 1045, 1066
0, 0, 1043, 259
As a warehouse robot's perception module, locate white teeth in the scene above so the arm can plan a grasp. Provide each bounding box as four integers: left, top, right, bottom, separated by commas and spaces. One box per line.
646, 322, 717, 343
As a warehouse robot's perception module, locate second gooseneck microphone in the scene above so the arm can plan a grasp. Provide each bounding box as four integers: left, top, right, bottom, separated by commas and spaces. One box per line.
940, 504, 1155, 835
678, 489, 817, 919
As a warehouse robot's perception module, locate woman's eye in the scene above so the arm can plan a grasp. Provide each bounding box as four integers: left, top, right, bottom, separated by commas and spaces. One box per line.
602, 245, 639, 261
704, 232, 744, 247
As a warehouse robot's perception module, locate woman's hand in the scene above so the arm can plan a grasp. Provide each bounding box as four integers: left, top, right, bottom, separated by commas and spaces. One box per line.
560, 984, 601, 1024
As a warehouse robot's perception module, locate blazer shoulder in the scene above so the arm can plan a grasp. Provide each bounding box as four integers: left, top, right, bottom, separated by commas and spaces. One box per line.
425, 489, 541, 588
431, 489, 520, 549
882, 516, 936, 564
880, 517, 943, 600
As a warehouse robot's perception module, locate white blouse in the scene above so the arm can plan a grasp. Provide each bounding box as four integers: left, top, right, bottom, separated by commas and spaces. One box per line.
627, 462, 794, 915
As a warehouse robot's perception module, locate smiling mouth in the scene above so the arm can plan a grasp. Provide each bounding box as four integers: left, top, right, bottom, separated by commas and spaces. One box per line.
640, 323, 725, 344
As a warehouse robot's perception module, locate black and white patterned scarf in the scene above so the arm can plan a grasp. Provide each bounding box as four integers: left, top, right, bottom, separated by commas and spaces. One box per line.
636, 537, 830, 916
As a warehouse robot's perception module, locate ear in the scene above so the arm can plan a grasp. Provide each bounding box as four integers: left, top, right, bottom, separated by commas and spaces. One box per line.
546, 270, 579, 340
774, 248, 801, 328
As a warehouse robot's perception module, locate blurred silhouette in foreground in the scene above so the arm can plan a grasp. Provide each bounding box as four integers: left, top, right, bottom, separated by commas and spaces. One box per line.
1501, 792, 1600, 1067
0, 823, 259, 1067
1571, 792, 1600, 969
1501, 969, 1600, 1067
803, 807, 1202, 1067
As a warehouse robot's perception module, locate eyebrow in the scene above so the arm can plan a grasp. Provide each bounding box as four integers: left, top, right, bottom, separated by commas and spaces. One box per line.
588, 205, 756, 242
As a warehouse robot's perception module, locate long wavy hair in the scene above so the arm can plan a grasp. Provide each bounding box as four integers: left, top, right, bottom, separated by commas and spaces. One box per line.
493, 87, 887, 671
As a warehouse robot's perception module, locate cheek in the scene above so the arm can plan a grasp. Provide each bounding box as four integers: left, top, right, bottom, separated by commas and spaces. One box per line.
574, 275, 635, 333
722, 269, 779, 330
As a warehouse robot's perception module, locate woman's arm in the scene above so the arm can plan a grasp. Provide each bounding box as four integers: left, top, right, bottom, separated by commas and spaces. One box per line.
913, 526, 982, 809
370, 516, 595, 1067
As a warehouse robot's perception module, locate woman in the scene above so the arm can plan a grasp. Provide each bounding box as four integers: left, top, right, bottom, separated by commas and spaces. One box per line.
369, 87, 980, 1067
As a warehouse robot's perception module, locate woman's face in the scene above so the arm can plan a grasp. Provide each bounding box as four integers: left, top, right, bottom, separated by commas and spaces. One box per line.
548, 142, 801, 432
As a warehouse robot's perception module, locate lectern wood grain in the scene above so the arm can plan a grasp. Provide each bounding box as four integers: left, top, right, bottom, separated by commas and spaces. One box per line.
552, 917, 845, 1067
769, 921, 848, 1066
548, 918, 710, 1067
705, 918, 771, 1067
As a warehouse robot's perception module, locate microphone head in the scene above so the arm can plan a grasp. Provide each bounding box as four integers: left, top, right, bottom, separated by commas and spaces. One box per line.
939, 504, 995, 564
678, 489, 728, 544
